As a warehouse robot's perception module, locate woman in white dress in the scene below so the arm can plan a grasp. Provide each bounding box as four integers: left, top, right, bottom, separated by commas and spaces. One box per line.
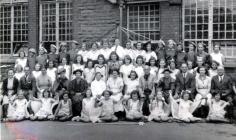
58, 57, 71, 80
133, 42, 145, 60
134, 55, 145, 80
124, 70, 139, 100
87, 43, 100, 61
209, 60, 219, 79
120, 55, 134, 84
143, 41, 157, 63
169, 61, 180, 80
14, 64, 25, 80
195, 67, 212, 107
46, 60, 57, 85
148, 57, 158, 78
32, 63, 42, 79
83, 60, 95, 84
94, 54, 108, 81
77, 42, 89, 62
156, 59, 166, 83
71, 55, 85, 79
15, 50, 27, 68
107, 69, 124, 117
210, 44, 225, 66
91, 72, 106, 98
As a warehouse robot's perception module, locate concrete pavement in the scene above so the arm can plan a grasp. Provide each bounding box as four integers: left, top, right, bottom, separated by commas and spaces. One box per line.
1, 121, 236, 140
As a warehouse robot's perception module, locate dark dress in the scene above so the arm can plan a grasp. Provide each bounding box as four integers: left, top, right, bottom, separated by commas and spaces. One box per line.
26, 56, 36, 70
48, 53, 59, 67
175, 51, 187, 68
156, 76, 175, 103
69, 78, 88, 116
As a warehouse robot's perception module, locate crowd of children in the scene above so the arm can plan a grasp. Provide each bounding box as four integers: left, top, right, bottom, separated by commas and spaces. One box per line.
1, 38, 236, 124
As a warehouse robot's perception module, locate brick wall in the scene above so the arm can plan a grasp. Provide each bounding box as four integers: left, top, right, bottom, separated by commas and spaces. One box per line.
28, 0, 39, 51
72, 0, 120, 44
160, 2, 181, 42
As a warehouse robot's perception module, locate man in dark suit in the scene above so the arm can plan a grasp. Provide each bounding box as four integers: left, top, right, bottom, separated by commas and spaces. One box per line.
1, 69, 19, 119
174, 63, 195, 99
211, 66, 234, 119
211, 66, 232, 100
19, 66, 36, 99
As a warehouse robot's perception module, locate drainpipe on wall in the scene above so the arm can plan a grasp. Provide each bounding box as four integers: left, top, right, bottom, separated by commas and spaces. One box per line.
119, 0, 124, 44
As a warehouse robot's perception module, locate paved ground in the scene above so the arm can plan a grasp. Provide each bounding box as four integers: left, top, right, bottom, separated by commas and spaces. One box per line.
1, 121, 236, 140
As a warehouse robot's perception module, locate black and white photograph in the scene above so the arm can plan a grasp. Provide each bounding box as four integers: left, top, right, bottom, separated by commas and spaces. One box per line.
1, 0, 236, 140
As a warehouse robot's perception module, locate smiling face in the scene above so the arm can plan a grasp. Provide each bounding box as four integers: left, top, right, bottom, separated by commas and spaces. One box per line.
159, 60, 166, 68
86, 89, 92, 98
126, 42, 131, 49
112, 70, 118, 78
130, 72, 137, 80
124, 57, 131, 65
43, 91, 49, 98
98, 56, 104, 64
63, 93, 69, 101
35, 64, 41, 71
143, 66, 150, 75
95, 72, 102, 80
147, 44, 152, 51
19, 51, 25, 58
76, 55, 82, 63
48, 61, 54, 68
181, 63, 188, 73
18, 92, 25, 99
136, 43, 142, 50
131, 93, 138, 101
199, 67, 206, 76
156, 92, 163, 100
103, 91, 111, 99
183, 93, 189, 101
8, 70, 14, 79
62, 58, 67, 65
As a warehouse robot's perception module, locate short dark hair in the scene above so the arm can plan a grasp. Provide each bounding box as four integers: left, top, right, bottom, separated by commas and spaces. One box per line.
128, 70, 138, 79
130, 90, 140, 99
102, 90, 113, 96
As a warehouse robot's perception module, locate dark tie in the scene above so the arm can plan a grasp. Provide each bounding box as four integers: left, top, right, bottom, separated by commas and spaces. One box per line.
220, 76, 223, 83
183, 73, 186, 90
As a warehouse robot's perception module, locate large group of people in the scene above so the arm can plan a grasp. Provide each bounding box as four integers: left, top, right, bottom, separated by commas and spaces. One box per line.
1, 38, 236, 123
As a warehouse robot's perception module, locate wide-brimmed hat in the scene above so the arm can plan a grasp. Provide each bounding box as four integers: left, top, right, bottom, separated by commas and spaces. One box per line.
72, 40, 79, 45
162, 68, 172, 74
57, 68, 66, 74
28, 48, 36, 53
50, 44, 57, 50
73, 69, 83, 75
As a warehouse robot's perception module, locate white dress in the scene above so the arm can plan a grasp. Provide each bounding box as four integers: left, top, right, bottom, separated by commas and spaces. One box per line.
178, 100, 193, 119
107, 77, 124, 112
58, 65, 71, 80
87, 50, 99, 61
210, 52, 224, 66
94, 64, 107, 81
125, 79, 139, 99
120, 64, 134, 84
32, 71, 41, 80
111, 45, 125, 60
15, 58, 27, 68
91, 79, 106, 97
134, 50, 146, 60
124, 49, 136, 60
35, 98, 55, 117
195, 76, 212, 104
9, 99, 28, 118
82, 98, 100, 122
58, 100, 70, 116
77, 50, 89, 62
14, 72, 25, 81
150, 66, 158, 77
100, 98, 114, 117
144, 51, 157, 62
208, 100, 228, 119
134, 66, 144, 80
47, 68, 57, 85
148, 100, 168, 120
126, 99, 142, 117
84, 68, 95, 83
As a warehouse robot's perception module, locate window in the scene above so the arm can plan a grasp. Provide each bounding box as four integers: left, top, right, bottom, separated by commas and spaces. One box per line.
183, 0, 209, 52
0, 5, 11, 54
40, 0, 72, 48
0, 1, 28, 55
213, 0, 236, 40
127, 4, 160, 42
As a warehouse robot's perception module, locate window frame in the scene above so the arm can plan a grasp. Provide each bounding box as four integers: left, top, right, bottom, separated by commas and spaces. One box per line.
127, 3, 160, 42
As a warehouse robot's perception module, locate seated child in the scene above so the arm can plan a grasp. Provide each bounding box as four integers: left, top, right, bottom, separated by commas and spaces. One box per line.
207, 93, 229, 123
30, 89, 59, 121
97, 90, 118, 122
72, 89, 101, 123
54, 91, 72, 121
148, 91, 170, 122
124, 90, 143, 121
5, 91, 29, 122
170, 91, 202, 122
